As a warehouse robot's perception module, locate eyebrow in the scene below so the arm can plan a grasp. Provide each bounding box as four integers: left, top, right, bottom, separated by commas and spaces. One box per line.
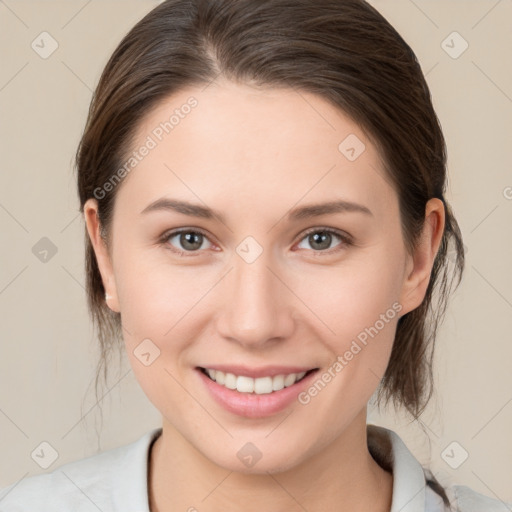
140, 197, 373, 222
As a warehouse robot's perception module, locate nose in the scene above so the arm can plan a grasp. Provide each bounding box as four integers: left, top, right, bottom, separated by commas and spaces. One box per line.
215, 250, 295, 349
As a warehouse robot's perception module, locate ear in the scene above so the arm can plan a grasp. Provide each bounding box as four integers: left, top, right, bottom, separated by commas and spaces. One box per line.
83, 198, 120, 313
398, 198, 445, 316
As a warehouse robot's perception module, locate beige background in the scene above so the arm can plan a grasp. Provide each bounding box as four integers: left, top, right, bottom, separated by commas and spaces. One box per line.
1, 0, 511, 503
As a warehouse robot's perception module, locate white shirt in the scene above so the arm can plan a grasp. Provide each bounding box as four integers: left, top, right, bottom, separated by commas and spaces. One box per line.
0, 424, 509, 511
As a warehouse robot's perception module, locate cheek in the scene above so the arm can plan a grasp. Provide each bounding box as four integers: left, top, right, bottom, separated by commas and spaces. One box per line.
114, 250, 205, 410
291, 264, 402, 418
296, 250, 403, 325
115, 233, 405, 364
290, 250, 404, 375
114, 246, 205, 331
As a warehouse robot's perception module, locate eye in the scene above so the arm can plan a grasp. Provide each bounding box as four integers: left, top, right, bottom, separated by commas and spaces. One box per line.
160, 228, 214, 255
296, 228, 352, 253
159, 226, 353, 257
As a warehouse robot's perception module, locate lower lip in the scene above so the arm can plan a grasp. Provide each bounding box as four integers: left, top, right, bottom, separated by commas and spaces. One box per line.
196, 367, 319, 418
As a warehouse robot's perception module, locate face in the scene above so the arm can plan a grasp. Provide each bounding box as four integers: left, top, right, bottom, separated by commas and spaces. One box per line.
85, 79, 442, 473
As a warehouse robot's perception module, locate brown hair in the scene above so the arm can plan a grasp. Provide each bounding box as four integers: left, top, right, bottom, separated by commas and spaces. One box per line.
76, 0, 464, 506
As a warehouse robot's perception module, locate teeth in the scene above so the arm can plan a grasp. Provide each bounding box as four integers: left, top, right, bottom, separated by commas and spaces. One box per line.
203, 368, 308, 394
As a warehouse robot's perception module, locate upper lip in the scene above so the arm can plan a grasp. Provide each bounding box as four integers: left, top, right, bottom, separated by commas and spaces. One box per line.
197, 365, 318, 379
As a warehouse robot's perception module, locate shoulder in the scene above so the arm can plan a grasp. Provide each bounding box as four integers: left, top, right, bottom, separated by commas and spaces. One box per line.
367, 423, 511, 512
443, 483, 512, 512
0, 428, 162, 512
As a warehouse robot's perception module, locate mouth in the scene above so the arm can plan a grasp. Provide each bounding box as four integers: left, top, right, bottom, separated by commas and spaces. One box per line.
197, 366, 319, 395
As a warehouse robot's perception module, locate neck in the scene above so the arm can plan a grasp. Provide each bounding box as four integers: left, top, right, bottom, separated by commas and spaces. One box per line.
148, 411, 393, 512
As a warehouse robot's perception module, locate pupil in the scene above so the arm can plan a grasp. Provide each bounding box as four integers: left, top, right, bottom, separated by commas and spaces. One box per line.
181, 232, 202, 250
310, 232, 331, 250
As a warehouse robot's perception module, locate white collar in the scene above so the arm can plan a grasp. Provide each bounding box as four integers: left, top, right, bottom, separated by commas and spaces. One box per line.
367, 423, 435, 511
0, 424, 440, 511
4, 423, 510, 510
110, 423, 436, 511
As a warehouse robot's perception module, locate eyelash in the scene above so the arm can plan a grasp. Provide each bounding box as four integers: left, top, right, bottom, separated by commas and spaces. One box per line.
158, 227, 353, 257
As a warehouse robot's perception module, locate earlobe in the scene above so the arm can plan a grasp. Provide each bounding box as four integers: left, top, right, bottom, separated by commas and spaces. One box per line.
398, 198, 445, 315
83, 198, 120, 313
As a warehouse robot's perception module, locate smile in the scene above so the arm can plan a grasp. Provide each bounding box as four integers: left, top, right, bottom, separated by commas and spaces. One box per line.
199, 367, 317, 394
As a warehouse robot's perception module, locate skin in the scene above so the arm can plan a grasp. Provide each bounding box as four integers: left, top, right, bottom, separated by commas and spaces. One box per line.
84, 78, 445, 512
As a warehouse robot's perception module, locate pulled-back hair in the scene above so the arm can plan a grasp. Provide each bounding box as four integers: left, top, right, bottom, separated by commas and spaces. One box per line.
75, 1, 464, 507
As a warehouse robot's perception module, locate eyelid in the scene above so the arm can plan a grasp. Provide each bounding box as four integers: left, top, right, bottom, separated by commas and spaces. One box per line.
159, 227, 217, 256
293, 226, 354, 254
297, 226, 354, 245
159, 226, 354, 256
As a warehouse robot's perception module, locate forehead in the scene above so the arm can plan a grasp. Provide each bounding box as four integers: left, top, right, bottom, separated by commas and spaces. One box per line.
114, 79, 396, 220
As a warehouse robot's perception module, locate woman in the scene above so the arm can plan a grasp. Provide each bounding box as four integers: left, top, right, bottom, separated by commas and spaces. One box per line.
0, 0, 509, 511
